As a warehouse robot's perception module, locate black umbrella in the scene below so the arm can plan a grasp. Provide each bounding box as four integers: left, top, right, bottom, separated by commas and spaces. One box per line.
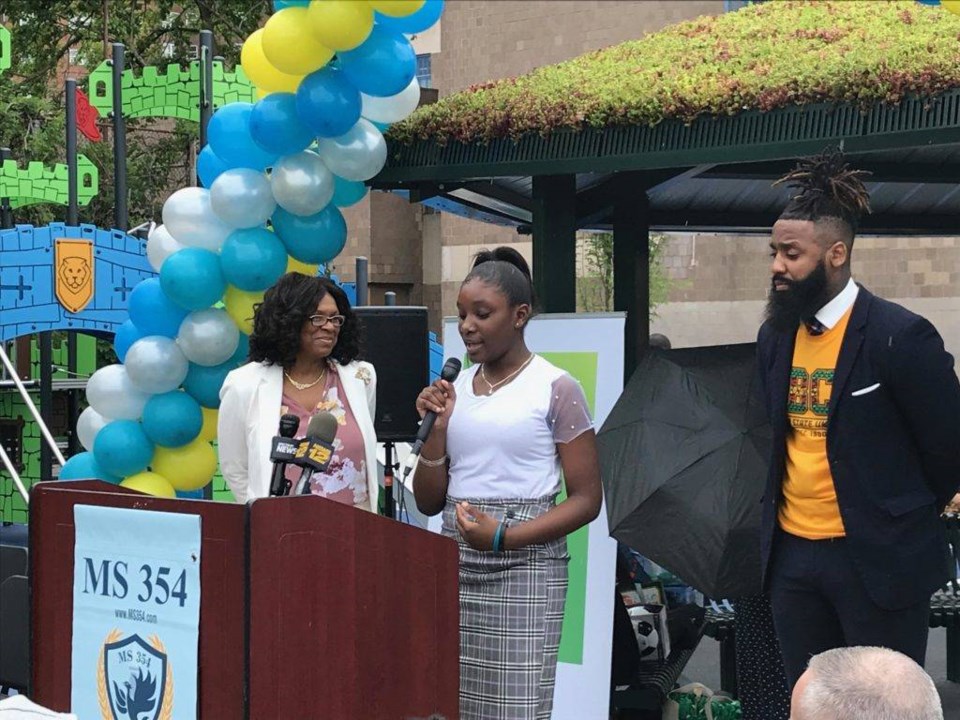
598, 343, 771, 600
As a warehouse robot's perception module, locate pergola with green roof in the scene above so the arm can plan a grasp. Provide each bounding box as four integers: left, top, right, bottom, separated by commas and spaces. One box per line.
373, 1, 960, 375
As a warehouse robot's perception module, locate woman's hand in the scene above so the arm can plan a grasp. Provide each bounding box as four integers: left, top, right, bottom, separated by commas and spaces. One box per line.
415, 378, 457, 431
455, 501, 500, 551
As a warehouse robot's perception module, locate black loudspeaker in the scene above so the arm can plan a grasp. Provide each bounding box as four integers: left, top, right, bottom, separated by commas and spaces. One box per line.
355, 306, 430, 443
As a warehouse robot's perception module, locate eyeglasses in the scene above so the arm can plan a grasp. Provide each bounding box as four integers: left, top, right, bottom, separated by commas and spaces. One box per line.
307, 314, 346, 328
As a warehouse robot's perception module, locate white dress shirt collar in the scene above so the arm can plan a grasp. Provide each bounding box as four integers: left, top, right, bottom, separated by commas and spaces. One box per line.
815, 278, 859, 330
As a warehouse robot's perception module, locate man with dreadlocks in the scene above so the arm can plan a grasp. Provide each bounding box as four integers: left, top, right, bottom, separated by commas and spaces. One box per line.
756, 148, 960, 689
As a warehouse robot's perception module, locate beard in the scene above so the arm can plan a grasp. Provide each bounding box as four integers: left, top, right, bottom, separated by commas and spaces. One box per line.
764, 260, 830, 333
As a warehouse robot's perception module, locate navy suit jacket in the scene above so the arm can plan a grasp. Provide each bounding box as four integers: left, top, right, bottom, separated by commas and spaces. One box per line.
757, 286, 960, 610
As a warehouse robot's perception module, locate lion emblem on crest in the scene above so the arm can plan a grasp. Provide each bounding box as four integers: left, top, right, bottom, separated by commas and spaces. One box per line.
59, 256, 91, 292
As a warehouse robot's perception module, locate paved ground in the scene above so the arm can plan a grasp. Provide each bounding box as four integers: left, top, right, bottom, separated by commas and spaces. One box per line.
682, 626, 960, 715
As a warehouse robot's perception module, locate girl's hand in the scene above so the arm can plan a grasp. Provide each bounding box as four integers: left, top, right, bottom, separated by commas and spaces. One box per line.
415, 378, 457, 431
455, 501, 500, 551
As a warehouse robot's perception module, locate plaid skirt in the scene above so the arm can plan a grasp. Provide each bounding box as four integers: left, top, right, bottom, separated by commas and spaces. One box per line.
442, 495, 569, 720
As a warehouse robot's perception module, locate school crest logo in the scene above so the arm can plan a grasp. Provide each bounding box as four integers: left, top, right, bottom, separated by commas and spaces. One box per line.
98, 630, 173, 720
54, 238, 94, 313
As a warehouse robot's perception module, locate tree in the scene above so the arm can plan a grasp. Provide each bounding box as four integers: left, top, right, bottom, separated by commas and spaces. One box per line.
0, 1, 269, 229
577, 231, 670, 316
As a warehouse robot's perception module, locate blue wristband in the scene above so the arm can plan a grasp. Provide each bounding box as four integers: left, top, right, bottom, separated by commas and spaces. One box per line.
492, 522, 505, 553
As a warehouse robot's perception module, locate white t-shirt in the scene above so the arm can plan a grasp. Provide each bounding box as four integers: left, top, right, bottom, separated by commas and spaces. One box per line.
446, 354, 593, 500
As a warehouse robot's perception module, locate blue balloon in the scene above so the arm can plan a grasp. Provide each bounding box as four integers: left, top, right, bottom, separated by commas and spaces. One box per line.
339, 26, 416, 98
197, 145, 230, 188
176, 488, 206, 499
296, 67, 362, 139
182, 360, 236, 409
59, 452, 122, 484
231, 332, 250, 366
207, 103, 279, 171
113, 320, 142, 362
274, 0, 309, 10
271, 205, 347, 264
331, 176, 369, 208
374, 0, 445, 34
142, 392, 203, 448
128, 278, 190, 338
160, 248, 226, 311
250, 93, 316, 156
93, 420, 155, 479
220, 228, 288, 292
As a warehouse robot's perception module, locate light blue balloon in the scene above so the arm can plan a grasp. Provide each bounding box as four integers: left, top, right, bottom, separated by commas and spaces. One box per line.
142, 391, 203, 448
128, 278, 189, 338
197, 145, 230, 188
274, 0, 309, 9
231, 332, 250, 366
59, 452, 122, 484
220, 228, 288, 291
339, 26, 417, 98
93, 420, 155, 478
370, 120, 391, 133
113, 320, 142, 362
251, 93, 315, 156
271, 205, 347, 264
159, 248, 226, 311
207, 102, 279, 171
331, 176, 369, 208
296, 67, 362, 139
182, 360, 236, 409
374, 0, 445, 34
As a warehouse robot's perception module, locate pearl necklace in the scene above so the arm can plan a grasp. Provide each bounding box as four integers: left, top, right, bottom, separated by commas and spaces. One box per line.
284, 367, 327, 391
480, 353, 535, 395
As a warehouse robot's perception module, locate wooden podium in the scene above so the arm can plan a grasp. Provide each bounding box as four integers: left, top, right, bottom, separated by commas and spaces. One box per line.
30, 480, 460, 719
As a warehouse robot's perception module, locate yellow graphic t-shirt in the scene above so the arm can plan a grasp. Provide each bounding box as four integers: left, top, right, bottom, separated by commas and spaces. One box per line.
778, 306, 853, 539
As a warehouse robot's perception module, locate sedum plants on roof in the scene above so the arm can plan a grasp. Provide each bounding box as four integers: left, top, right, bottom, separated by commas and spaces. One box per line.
391, 0, 960, 145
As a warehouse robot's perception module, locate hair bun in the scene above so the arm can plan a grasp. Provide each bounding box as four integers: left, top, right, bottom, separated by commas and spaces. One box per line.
472, 245, 532, 282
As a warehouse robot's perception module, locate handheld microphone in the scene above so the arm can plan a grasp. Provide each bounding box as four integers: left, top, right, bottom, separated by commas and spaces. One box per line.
268, 413, 301, 497
292, 412, 339, 495
402, 357, 462, 479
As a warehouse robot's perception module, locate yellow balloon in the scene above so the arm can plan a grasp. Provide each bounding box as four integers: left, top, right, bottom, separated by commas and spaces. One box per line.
240, 29, 303, 94
309, 0, 375, 52
286, 256, 320, 276
262, 8, 335, 76
121, 472, 177, 499
199, 407, 219, 443
370, 0, 426, 17
224, 285, 264, 335
152, 440, 218, 492
944, 0, 960, 16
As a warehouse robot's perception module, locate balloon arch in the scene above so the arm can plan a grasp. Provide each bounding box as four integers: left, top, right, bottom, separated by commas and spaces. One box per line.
64, 0, 445, 497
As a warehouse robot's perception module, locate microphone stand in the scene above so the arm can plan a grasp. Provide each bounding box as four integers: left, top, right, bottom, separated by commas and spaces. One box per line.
381, 440, 395, 520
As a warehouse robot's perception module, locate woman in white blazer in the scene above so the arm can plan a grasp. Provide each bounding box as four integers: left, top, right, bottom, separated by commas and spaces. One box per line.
218, 273, 379, 511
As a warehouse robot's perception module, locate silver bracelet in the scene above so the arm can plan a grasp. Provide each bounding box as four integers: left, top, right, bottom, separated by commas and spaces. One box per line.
418, 454, 448, 468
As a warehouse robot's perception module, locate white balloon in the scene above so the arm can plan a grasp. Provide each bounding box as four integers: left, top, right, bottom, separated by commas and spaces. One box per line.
124, 336, 190, 395
77, 406, 111, 451
361, 77, 422, 124
270, 151, 335, 216
177, 309, 240, 367
86, 364, 150, 420
161, 187, 233, 252
145, 224, 185, 272
317, 119, 387, 182
210, 168, 277, 229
